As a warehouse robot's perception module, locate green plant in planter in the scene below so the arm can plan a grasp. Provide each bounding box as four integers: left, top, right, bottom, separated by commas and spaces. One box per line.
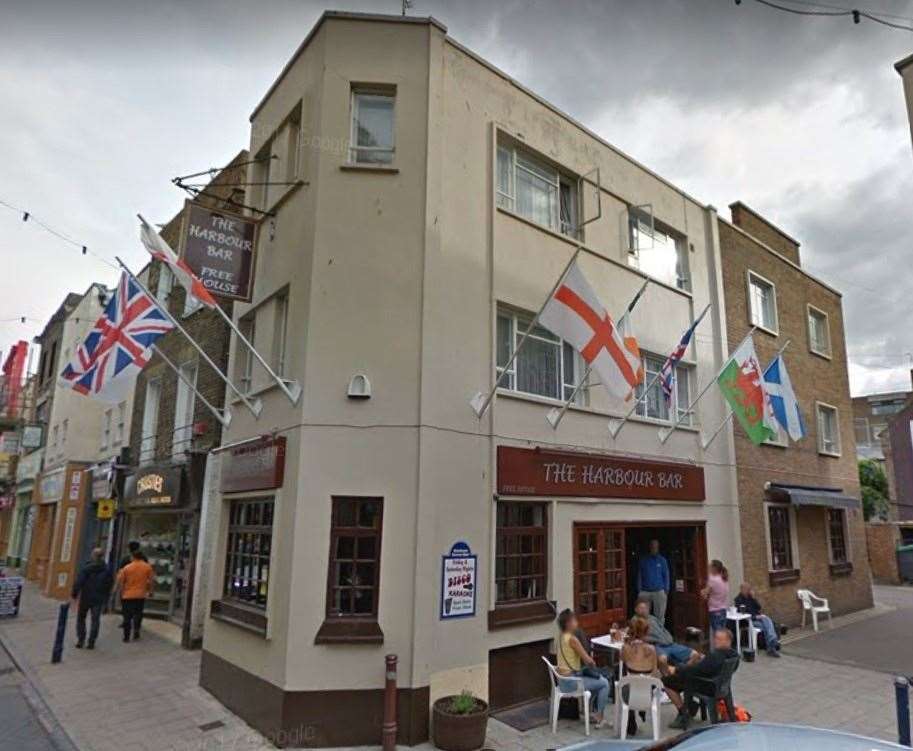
449, 690, 478, 715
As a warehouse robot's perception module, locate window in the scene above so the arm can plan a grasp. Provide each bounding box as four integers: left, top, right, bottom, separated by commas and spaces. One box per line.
628, 210, 690, 291
115, 401, 126, 445
52, 425, 59, 448
101, 409, 112, 450
817, 402, 841, 456
139, 377, 161, 465
172, 361, 198, 459
748, 272, 777, 333
157, 265, 173, 305
767, 504, 794, 571
223, 497, 274, 609
239, 315, 256, 394
807, 306, 831, 357
497, 306, 585, 404
871, 399, 904, 416
273, 294, 289, 377
326, 497, 383, 617
635, 353, 694, 425
496, 144, 578, 237
350, 89, 395, 165
495, 503, 547, 603
827, 508, 848, 565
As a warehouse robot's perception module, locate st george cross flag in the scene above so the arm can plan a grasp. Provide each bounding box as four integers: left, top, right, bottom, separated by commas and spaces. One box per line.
60, 273, 175, 403
717, 337, 778, 445
139, 215, 217, 309
539, 260, 643, 401
659, 306, 710, 405
763, 354, 806, 441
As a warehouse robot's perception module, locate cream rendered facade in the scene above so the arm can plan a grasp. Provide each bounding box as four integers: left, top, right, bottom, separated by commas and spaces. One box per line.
897, 53, 913, 152
200, 12, 740, 746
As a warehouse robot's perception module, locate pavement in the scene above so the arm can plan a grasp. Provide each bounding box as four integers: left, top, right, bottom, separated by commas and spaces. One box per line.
0, 580, 911, 751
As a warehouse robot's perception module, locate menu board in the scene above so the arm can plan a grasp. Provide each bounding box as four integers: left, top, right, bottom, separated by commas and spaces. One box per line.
440, 542, 477, 620
0, 576, 24, 618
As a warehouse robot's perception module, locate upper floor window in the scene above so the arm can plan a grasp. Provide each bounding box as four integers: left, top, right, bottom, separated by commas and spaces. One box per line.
497, 306, 585, 404
628, 210, 690, 292
807, 305, 831, 357
115, 401, 126, 445
748, 271, 778, 334
172, 361, 198, 460
497, 145, 578, 237
635, 353, 693, 425
817, 402, 841, 456
238, 315, 256, 394
139, 377, 161, 465
871, 399, 903, 416
100, 408, 112, 450
350, 88, 395, 165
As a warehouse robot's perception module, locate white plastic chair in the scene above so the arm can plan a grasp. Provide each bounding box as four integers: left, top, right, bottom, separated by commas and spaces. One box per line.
615, 675, 663, 741
541, 657, 591, 736
797, 588, 832, 631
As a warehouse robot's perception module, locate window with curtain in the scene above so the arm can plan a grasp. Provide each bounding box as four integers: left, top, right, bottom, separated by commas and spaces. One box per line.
634, 353, 693, 425
628, 210, 690, 291
497, 145, 578, 237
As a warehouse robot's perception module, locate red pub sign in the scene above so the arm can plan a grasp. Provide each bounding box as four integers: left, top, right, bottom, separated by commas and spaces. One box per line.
220, 436, 287, 494
497, 446, 705, 502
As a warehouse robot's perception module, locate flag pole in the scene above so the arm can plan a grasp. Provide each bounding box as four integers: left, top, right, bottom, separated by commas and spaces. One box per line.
700, 339, 791, 451
137, 213, 301, 406
151, 343, 231, 427
114, 256, 263, 418
545, 278, 650, 429
607, 303, 712, 440
470, 246, 583, 418
658, 325, 757, 445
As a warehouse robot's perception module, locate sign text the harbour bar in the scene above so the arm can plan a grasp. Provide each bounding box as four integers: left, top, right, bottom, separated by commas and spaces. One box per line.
497, 446, 705, 502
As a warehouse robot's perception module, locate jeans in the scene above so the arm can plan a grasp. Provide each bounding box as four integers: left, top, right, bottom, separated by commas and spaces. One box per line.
656, 642, 693, 665
638, 589, 667, 624
709, 608, 727, 634
753, 614, 779, 649
76, 603, 102, 645
121, 598, 145, 638
559, 672, 610, 715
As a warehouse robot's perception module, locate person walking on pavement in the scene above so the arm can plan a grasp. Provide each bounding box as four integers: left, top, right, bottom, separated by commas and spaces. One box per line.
114, 547, 154, 642
637, 539, 670, 624
71, 547, 114, 650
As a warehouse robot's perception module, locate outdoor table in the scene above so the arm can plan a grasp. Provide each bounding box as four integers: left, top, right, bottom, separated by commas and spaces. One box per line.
726, 608, 752, 653
591, 632, 626, 682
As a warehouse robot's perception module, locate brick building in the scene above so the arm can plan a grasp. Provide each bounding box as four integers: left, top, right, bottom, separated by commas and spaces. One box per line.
119, 150, 248, 647
718, 202, 873, 626
852, 386, 909, 467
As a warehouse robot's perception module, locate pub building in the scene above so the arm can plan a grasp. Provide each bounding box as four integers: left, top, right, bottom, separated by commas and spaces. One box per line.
196, 13, 743, 748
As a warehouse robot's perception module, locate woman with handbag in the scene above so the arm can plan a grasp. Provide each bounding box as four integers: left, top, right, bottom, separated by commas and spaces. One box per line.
556, 608, 610, 728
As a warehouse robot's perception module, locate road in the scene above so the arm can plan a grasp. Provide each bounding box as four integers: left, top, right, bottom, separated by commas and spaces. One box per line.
784, 585, 913, 676
0, 644, 59, 751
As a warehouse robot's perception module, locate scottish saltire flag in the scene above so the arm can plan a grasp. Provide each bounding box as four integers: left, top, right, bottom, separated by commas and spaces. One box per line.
659, 306, 710, 404
60, 272, 174, 402
763, 355, 806, 441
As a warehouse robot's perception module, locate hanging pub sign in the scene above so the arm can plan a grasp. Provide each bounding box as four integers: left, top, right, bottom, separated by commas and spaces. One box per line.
220, 436, 286, 494
0, 576, 24, 618
181, 201, 257, 302
497, 446, 706, 502
123, 465, 184, 509
440, 541, 477, 620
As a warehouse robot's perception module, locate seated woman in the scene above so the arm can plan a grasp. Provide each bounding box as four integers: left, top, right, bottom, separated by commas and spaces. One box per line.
556, 608, 610, 728
620, 616, 660, 736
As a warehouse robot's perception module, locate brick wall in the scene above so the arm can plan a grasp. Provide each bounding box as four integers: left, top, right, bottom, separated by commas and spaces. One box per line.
719, 217, 873, 626
885, 401, 913, 521
865, 522, 900, 583
729, 202, 801, 267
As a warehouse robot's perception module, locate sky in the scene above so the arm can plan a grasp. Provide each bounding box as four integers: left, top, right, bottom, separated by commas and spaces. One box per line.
1, 0, 912, 396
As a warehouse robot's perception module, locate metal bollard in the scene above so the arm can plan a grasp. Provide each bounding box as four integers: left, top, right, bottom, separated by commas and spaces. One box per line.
51, 602, 69, 664
896, 675, 911, 747
382, 654, 398, 751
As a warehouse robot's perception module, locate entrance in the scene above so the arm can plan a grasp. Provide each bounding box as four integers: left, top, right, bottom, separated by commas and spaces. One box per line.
573, 522, 707, 639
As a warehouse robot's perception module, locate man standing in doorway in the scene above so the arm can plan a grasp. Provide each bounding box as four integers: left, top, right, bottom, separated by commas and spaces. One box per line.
114, 547, 154, 643
637, 539, 670, 624
71, 548, 113, 649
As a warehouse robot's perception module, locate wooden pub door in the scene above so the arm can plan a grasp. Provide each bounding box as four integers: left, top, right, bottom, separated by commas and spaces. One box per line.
573, 525, 626, 636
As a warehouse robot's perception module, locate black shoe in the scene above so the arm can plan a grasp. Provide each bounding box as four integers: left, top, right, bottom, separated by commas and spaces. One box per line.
86, 642, 95, 650
123, 634, 130, 643
132, 631, 140, 640
669, 711, 690, 730
687, 699, 700, 718
75, 641, 84, 649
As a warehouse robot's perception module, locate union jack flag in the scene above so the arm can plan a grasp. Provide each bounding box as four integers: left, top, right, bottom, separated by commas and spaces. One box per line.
60, 272, 174, 401
659, 305, 710, 404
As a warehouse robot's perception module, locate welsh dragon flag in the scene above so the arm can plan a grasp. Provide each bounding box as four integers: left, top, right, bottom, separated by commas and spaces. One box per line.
717, 337, 778, 445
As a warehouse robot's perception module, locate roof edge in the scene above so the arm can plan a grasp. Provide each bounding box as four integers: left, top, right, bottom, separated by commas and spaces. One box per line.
728, 201, 801, 248
895, 52, 913, 74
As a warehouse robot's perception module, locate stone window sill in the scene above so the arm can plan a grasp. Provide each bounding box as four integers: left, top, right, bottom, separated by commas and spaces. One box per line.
768, 568, 800, 586
340, 163, 399, 175
315, 618, 384, 645
210, 599, 267, 636
488, 599, 557, 630
829, 561, 853, 577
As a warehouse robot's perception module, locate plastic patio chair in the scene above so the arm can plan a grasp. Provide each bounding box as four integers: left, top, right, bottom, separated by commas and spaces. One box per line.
684, 655, 740, 724
541, 656, 591, 736
797, 588, 832, 631
615, 674, 663, 741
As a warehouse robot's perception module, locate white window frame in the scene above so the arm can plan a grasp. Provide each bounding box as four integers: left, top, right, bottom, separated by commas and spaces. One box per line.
763, 501, 800, 573
816, 401, 841, 457
349, 88, 396, 165
496, 306, 586, 405
634, 352, 695, 426
139, 377, 162, 466
172, 361, 198, 460
114, 401, 126, 446
273, 293, 289, 377
628, 208, 691, 292
807, 304, 831, 359
825, 507, 852, 565
746, 270, 778, 335
764, 421, 789, 448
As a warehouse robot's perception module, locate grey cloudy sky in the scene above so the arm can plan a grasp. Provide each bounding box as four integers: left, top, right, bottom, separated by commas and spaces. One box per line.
2, 0, 912, 395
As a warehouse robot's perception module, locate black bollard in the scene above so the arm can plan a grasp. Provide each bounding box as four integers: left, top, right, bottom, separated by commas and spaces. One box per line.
51, 602, 69, 664
896, 675, 911, 747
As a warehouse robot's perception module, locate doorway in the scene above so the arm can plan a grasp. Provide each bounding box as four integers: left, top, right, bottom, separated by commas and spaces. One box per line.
573, 525, 626, 635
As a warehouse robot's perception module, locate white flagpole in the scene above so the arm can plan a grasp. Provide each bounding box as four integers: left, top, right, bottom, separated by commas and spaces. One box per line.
470, 246, 583, 418
607, 303, 712, 440
151, 343, 231, 427
700, 339, 791, 451
115, 256, 263, 418
137, 213, 301, 406
658, 325, 757, 445
545, 278, 650, 429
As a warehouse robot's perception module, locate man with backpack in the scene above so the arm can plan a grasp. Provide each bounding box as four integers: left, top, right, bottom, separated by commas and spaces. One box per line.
70, 548, 114, 650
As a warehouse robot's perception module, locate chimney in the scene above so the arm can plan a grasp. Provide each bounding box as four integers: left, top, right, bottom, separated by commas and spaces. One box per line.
729, 202, 801, 266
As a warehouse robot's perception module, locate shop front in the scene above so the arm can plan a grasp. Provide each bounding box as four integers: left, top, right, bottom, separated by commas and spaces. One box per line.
44, 463, 88, 600
27, 466, 65, 586
7, 448, 42, 570
80, 460, 119, 566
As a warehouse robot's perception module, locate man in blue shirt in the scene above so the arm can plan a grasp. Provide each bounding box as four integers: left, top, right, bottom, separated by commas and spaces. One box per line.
637, 539, 670, 624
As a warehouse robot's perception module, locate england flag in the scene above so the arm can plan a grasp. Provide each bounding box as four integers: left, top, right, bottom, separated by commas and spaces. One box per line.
763, 354, 806, 442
